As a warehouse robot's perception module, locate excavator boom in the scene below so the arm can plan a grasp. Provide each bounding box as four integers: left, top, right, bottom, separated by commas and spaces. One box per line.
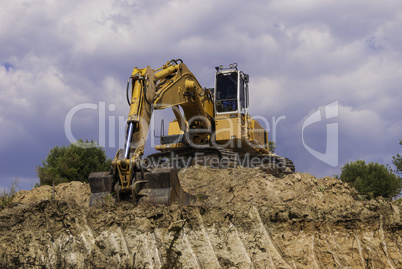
89, 60, 209, 206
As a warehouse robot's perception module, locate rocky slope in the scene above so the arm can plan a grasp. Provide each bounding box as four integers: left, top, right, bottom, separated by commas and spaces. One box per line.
1, 166, 401, 268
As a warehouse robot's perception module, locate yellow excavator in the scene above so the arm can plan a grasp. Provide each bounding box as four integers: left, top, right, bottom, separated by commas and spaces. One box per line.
89, 59, 295, 206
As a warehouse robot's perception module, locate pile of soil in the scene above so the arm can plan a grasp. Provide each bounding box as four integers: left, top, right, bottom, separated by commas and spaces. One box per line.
0, 167, 401, 268
180, 166, 358, 208
12, 167, 357, 210
12, 181, 90, 206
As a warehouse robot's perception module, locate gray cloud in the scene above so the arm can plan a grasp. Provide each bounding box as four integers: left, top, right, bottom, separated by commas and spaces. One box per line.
1, 0, 401, 189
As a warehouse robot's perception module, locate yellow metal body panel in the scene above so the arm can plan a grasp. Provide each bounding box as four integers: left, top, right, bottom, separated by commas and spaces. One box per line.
155, 142, 187, 151
161, 112, 271, 155
215, 114, 242, 142
212, 113, 270, 154
248, 118, 269, 152
153, 64, 214, 121
167, 120, 183, 135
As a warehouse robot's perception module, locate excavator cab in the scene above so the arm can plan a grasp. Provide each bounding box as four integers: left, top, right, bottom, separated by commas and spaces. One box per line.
215, 63, 249, 115
213, 64, 256, 150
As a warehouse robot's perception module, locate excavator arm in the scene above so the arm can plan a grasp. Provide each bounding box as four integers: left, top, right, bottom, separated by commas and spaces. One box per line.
89, 60, 211, 206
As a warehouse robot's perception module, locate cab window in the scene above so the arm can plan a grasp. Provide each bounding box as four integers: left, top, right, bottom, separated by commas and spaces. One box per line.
240, 76, 245, 109
216, 72, 238, 113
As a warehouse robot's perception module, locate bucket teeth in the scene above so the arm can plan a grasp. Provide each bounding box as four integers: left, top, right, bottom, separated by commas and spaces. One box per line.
131, 180, 149, 202
89, 168, 195, 206
132, 180, 148, 193
88, 172, 114, 206
135, 168, 196, 205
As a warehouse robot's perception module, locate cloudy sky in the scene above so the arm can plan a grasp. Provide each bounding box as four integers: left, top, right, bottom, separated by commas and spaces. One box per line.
1, 0, 401, 190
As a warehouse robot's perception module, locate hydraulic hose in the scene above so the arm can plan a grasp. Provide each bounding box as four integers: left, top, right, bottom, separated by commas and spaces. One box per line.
126, 77, 131, 106
143, 78, 152, 106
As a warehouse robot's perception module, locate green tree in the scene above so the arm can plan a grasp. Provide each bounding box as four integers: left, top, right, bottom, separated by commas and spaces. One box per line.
36, 140, 112, 186
339, 160, 402, 199
392, 139, 402, 174
269, 141, 276, 153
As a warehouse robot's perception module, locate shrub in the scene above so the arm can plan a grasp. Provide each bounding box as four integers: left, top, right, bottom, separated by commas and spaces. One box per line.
36, 139, 111, 186
392, 139, 402, 174
0, 179, 18, 209
339, 160, 402, 199
269, 141, 276, 153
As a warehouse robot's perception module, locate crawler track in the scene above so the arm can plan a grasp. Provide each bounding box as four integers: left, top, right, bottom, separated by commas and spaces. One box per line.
144, 146, 295, 174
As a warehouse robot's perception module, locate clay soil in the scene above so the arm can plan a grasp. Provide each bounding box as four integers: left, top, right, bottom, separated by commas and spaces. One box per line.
1, 166, 401, 268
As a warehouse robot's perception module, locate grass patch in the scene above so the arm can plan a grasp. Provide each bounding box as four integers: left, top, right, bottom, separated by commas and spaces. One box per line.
317, 185, 327, 194
0, 178, 19, 210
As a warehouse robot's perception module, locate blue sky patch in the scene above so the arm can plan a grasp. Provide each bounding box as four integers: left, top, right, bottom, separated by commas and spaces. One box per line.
365, 36, 384, 51
1, 62, 15, 71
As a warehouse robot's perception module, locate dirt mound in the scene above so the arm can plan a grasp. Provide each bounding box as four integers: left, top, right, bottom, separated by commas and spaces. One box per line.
10, 167, 357, 210
179, 166, 357, 208
0, 167, 401, 268
12, 181, 90, 206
